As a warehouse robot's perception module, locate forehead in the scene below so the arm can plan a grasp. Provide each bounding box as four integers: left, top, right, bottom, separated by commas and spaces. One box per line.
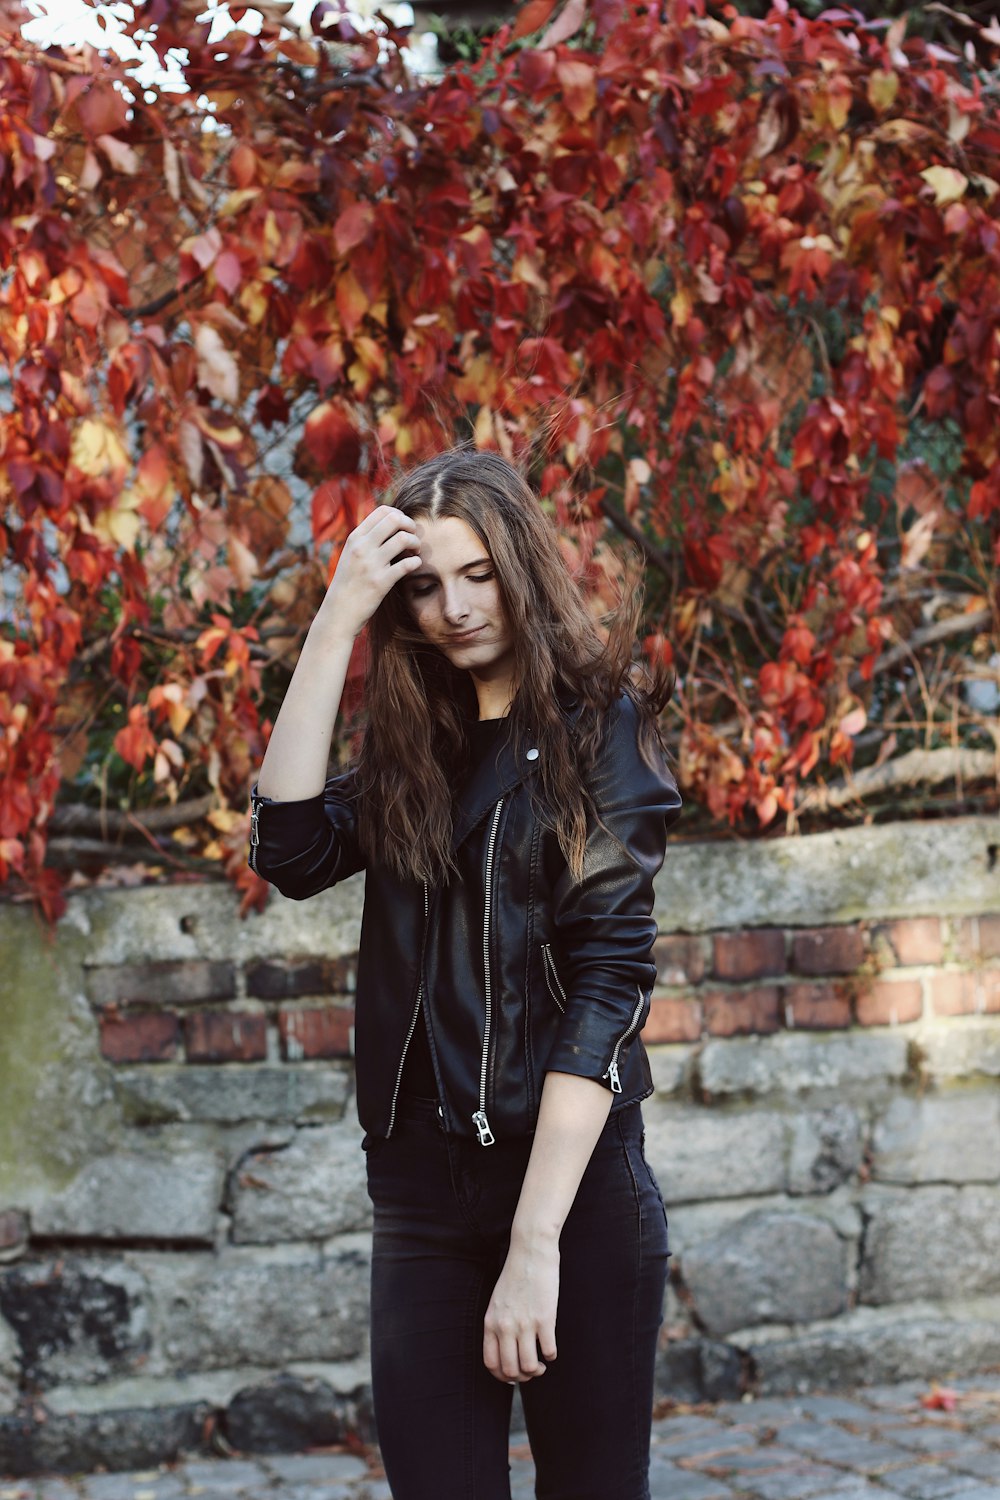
412, 514, 489, 564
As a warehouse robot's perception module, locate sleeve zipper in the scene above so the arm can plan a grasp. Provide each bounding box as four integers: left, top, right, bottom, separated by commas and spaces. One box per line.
541, 943, 567, 1013
603, 985, 647, 1095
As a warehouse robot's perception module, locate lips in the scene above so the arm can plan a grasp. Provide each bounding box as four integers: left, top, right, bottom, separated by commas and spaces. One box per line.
445, 626, 486, 645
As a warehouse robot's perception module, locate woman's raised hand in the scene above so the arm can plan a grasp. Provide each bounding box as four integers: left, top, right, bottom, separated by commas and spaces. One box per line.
314, 505, 422, 643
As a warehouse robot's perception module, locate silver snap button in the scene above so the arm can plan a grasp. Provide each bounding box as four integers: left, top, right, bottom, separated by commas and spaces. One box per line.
526, 748, 539, 761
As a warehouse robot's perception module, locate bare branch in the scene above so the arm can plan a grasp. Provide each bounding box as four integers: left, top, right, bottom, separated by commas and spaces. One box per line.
48, 794, 218, 837
796, 745, 998, 813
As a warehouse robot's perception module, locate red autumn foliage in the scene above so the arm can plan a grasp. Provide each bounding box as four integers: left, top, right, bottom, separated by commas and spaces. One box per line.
1, 0, 998, 916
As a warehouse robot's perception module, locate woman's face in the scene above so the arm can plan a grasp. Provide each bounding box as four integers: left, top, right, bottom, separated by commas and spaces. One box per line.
400, 514, 516, 708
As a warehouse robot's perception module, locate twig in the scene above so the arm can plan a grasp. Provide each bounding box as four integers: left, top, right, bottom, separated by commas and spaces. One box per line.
599, 499, 675, 578
849, 607, 994, 689
48, 794, 216, 837
796, 745, 997, 813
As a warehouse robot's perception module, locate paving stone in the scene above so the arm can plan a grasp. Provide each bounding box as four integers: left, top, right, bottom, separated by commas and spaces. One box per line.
882, 1428, 995, 1458
261, 1454, 367, 1484
653, 1427, 755, 1460
168, 1460, 269, 1490
647, 1462, 736, 1499
950, 1451, 1000, 1480
876, 1468, 995, 1498
772, 1422, 911, 1470
737, 1466, 865, 1500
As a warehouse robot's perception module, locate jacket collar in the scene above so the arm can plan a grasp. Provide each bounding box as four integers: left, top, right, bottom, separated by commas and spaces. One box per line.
451, 723, 539, 852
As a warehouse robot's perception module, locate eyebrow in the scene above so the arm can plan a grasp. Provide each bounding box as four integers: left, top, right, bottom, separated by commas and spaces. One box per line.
406, 556, 492, 581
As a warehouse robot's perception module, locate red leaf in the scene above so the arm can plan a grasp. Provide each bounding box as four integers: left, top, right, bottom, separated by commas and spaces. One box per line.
304, 403, 362, 474
333, 202, 374, 257
511, 0, 559, 42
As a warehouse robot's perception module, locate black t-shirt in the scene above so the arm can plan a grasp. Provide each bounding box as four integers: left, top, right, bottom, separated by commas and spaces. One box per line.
398, 716, 509, 1100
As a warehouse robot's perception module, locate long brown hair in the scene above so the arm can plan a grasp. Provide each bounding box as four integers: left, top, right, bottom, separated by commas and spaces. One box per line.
354, 450, 673, 885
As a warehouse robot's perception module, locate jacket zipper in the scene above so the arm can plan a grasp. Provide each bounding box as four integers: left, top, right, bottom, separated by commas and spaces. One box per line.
472, 797, 504, 1146
387, 880, 430, 1138
603, 985, 646, 1095
541, 943, 566, 1013
248, 800, 261, 874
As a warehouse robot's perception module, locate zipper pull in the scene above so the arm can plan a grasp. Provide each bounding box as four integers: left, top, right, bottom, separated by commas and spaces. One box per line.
605, 1061, 622, 1095
472, 1109, 496, 1146
249, 804, 260, 847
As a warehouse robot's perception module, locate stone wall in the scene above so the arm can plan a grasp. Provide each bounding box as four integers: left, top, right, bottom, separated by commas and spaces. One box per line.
1, 815, 999, 1473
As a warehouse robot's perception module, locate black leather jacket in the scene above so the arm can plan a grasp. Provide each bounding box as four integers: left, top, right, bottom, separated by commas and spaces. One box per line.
249, 692, 682, 1145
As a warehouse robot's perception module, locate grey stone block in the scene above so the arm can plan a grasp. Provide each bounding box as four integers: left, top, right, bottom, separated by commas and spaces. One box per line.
115, 1065, 349, 1125
32, 1151, 225, 1243
141, 1240, 370, 1370
652, 817, 1000, 932
872, 1093, 1000, 1185
644, 1107, 787, 1204
648, 1045, 694, 1097
0, 1259, 149, 1388
699, 1032, 910, 1100
70, 878, 365, 967
860, 1185, 1000, 1304
749, 1298, 1000, 1394
0, 1401, 212, 1476
680, 1208, 849, 1336
222, 1373, 363, 1453
230, 1124, 370, 1243
916, 1020, 1000, 1082
788, 1105, 865, 1195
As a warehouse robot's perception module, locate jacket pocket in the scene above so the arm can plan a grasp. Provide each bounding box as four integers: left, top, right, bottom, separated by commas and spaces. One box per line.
541, 942, 567, 1013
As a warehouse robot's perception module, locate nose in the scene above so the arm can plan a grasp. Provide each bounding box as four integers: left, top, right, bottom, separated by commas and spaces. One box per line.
441, 581, 470, 626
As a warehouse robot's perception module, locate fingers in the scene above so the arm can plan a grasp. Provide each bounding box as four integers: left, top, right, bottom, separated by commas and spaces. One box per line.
357, 504, 418, 545
483, 1324, 553, 1383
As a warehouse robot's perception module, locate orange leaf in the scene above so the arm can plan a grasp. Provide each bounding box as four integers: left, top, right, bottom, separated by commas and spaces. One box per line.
556, 59, 596, 123
333, 202, 374, 256
511, 0, 559, 42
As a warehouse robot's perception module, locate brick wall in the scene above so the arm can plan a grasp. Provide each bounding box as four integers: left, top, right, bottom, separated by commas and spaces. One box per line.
0, 815, 998, 1474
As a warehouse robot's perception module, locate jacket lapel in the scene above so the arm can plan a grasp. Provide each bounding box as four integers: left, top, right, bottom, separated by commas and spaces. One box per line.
451, 731, 540, 852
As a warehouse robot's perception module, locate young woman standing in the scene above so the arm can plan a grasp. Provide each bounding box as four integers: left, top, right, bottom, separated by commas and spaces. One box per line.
250, 450, 682, 1500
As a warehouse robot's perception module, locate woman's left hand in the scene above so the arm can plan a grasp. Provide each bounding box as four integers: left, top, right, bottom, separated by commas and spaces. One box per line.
483, 1235, 559, 1382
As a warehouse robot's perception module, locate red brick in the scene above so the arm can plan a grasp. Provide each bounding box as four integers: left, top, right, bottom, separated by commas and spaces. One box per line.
185, 1010, 267, 1063
979, 969, 1000, 1013
872, 918, 942, 967
790, 925, 864, 976
86, 960, 236, 1008
978, 915, 1000, 959
99, 1009, 179, 1063
855, 978, 923, 1027
946, 918, 978, 963
930, 971, 979, 1017
712, 930, 785, 982
643, 996, 703, 1044
783, 982, 852, 1030
279, 1006, 354, 1059
651, 936, 706, 986
246, 956, 357, 1000
704, 987, 781, 1037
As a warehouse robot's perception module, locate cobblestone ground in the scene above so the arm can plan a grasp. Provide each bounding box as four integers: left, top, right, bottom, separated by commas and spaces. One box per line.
3, 1378, 998, 1500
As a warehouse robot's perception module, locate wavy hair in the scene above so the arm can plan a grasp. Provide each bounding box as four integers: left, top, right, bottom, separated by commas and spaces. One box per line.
354, 449, 674, 885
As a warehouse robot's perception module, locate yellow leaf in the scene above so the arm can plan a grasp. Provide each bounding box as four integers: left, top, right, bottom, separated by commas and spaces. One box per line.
70, 418, 129, 477
195, 325, 239, 405
920, 165, 968, 206
670, 288, 691, 328
867, 69, 899, 113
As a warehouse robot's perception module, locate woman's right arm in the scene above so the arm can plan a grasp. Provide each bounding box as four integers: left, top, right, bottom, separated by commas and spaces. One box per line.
256, 505, 421, 800
250, 506, 422, 898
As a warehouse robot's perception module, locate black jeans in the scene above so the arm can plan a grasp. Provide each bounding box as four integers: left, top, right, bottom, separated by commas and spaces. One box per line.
365, 1094, 670, 1500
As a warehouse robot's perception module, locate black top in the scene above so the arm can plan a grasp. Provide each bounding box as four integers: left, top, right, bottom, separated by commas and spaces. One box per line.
398, 716, 510, 1100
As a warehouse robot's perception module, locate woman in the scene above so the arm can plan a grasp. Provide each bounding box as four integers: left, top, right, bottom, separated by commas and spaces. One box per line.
250, 449, 682, 1500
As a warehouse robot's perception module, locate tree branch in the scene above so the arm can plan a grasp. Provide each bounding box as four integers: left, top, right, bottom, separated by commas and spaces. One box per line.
48, 794, 218, 837
796, 745, 997, 814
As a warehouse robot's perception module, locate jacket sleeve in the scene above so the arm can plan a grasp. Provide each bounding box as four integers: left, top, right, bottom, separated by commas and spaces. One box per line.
544, 695, 682, 1090
248, 769, 366, 900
